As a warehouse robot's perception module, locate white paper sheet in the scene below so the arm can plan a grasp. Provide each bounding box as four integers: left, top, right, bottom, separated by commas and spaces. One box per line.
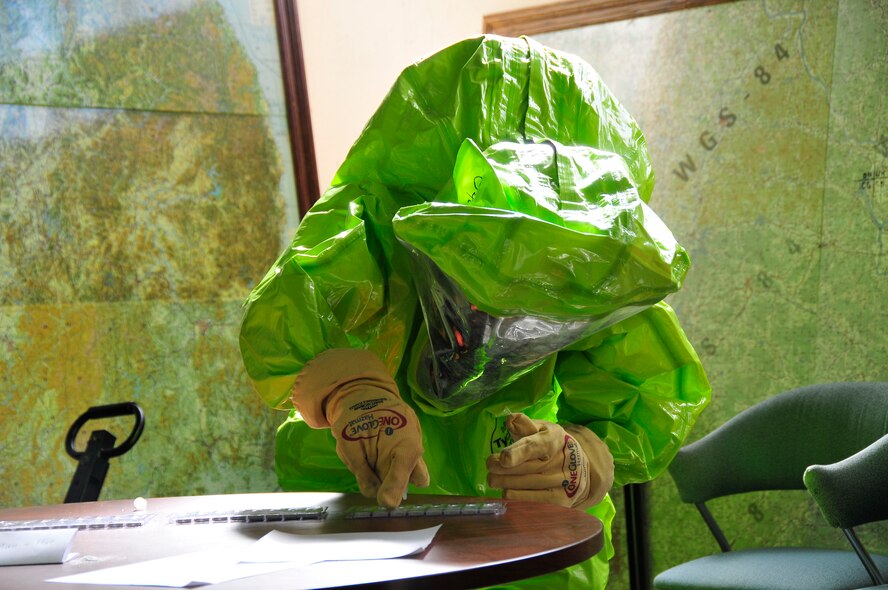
0, 529, 77, 566
240, 525, 441, 563
49, 547, 301, 587
46, 525, 442, 587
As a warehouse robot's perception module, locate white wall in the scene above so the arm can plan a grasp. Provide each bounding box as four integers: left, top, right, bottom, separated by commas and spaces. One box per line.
297, 0, 560, 190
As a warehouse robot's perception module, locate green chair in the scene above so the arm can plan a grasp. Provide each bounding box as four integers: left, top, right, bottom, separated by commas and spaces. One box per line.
653, 382, 888, 590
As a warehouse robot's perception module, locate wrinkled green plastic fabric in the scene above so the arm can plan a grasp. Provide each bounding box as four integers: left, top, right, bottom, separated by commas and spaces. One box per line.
398, 139, 688, 320
397, 138, 689, 410
240, 35, 711, 590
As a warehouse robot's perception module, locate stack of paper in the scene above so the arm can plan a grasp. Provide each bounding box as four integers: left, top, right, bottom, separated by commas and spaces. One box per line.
45, 525, 442, 587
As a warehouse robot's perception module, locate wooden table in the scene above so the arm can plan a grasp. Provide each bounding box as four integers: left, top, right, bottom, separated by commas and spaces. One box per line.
0, 492, 603, 589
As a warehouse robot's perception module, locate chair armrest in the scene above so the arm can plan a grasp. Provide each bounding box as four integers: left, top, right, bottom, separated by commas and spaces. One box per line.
803, 434, 888, 529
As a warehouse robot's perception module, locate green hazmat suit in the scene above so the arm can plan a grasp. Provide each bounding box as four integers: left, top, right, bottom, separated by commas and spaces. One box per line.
239, 35, 711, 589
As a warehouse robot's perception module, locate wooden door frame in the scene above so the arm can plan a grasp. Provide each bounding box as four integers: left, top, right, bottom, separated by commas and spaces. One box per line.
484, 0, 736, 36
274, 0, 320, 213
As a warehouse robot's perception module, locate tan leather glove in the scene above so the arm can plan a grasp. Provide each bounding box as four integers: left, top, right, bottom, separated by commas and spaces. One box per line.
290, 349, 430, 508
487, 413, 614, 509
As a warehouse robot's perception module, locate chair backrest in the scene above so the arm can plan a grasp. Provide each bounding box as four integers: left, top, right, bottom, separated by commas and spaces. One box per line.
668, 382, 888, 504
804, 433, 888, 529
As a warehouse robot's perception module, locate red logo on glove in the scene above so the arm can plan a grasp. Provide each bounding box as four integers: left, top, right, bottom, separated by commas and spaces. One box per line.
343, 409, 407, 441
562, 435, 581, 498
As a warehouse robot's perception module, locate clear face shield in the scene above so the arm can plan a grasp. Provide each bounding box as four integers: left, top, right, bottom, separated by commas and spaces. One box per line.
406, 250, 644, 411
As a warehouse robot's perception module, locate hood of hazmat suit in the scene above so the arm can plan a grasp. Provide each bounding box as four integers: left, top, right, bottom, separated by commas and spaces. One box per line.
241, 34, 695, 412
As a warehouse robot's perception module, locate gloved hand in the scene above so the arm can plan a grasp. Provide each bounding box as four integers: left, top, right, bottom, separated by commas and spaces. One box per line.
290, 349, 430, 508
487, 413, 614, 509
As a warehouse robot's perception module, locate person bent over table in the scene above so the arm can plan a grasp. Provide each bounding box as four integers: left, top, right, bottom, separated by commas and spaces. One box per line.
239, 35, 711, 590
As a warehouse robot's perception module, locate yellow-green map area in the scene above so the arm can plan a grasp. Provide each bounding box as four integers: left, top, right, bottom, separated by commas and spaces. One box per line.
537, 0, 887, 584
0, 0, 290, 506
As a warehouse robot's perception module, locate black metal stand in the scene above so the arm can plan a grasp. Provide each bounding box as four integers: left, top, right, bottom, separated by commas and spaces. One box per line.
625, 482, 653, 590
64, 402, 145, 503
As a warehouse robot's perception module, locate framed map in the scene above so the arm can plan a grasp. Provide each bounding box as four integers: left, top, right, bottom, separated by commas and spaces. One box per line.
486, 1, 888, 587
0, 0, 316, 508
